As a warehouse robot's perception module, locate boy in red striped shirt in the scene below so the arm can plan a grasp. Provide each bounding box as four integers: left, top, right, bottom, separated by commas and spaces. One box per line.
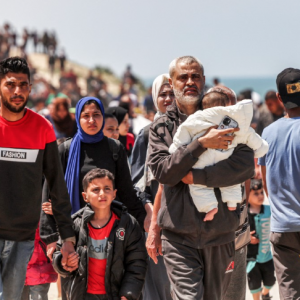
53, 168, 147, 300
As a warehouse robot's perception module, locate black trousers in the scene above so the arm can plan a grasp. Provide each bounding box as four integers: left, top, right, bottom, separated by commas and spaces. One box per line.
162, 239, 235, 300
247, 259, 276, 292
61, 276, 68, 300
223, 247, 247, 300
143, 254, 172, 300
270, 232, 300, 300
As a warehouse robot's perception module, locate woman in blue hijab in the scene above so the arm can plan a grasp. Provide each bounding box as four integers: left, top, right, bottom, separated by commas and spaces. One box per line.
41, 96, 146, 244
64, 97, 106, 213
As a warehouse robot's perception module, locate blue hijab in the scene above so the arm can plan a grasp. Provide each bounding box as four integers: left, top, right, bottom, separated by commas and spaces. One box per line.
65, 97, 105, 214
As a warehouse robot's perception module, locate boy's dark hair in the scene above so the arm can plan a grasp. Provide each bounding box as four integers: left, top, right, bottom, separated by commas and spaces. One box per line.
202, 91, 229, 109
250, 179, 263, 191
0, 57, 30, 82
83, 168, 115, 192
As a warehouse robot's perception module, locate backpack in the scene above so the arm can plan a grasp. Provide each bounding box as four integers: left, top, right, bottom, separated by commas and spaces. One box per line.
136, 119, 176, 192
61, 137, 121, 171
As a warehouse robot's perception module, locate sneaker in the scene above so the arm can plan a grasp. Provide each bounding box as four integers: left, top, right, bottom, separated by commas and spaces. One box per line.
261, 293, 272, 300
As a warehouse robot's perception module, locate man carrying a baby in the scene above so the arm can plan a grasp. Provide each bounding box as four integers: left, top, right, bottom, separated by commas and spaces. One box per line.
147, 56, 256, 300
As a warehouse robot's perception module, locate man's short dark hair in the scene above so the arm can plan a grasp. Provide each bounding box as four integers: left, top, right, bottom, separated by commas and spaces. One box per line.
82, 168, 115, 192
265, 90, 277, 101
0, 57, 30, 82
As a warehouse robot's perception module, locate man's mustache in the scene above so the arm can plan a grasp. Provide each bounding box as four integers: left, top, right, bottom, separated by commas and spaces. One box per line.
10, 95, 25, 100
183, 85, 199, 93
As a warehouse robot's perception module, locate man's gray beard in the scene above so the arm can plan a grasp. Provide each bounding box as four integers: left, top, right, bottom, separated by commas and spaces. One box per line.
174, 88, 203, 106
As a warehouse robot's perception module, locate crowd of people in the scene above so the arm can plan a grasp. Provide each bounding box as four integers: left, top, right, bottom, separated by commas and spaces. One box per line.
0, 22, 65, 72
0, 54, 299, 300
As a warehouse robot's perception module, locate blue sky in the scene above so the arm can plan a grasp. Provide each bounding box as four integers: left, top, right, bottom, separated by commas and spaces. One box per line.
2, 0, 300, 80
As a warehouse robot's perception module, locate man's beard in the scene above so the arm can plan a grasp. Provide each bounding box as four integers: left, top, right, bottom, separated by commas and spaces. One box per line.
0, 92, 28, 113
174, 86, 203, 106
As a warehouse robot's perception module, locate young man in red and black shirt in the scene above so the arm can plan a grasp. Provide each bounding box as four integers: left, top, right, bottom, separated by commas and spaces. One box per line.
0, 57, 76, 299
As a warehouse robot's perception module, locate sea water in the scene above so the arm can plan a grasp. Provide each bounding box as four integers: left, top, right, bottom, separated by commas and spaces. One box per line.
216, 77, 277, 99
144, 77, 277, 100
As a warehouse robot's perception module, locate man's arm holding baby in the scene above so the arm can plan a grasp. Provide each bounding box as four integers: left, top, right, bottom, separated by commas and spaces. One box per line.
148, 123, 238, 187
182, 143, 255, 186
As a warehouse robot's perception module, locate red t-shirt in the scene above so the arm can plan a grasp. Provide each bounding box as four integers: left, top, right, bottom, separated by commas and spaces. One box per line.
87, 212, 119, 294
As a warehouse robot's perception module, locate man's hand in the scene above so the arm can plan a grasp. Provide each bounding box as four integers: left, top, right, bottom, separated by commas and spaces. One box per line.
198, 126, 239, 150
47, 241, 57, 261
63, 252, 79, 272
146, 222, 162, 264
121, 297, 128, 300
250, 230, 260, 245
42, 200, 53, 215
144, 203, 153, 233
61, 241, 77, 271
182, 171, 194, 184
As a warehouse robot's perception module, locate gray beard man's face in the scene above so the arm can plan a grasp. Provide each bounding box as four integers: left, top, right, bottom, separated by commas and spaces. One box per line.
173, 86, 203, 106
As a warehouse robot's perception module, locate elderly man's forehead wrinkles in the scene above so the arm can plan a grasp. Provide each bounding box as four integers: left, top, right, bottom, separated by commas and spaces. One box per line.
177, 63, 202, 74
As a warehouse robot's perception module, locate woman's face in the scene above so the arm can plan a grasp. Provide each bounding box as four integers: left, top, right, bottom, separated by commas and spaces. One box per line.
56, 104, 68, 120
157, 84, 174, 114
103, 117, 119, 140
118, 113, 130, 136
79, 103, 103, 135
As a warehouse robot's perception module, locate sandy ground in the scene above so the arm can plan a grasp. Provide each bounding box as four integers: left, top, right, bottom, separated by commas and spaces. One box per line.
48, 196, 281, 300
47, 278, 280, 300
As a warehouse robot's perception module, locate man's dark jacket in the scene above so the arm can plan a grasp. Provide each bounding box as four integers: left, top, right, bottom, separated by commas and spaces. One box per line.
52, 201, 147, 300
147, 101, 255, 249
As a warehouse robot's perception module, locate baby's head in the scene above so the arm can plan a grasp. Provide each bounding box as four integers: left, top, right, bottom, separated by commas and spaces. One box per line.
201, 91, 230, 110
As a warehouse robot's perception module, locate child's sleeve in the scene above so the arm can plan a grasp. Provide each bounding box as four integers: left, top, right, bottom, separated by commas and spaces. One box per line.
245, 127, 269, 158
52, 220, 80, 277
120, 217, 148, 300
52, 251, 74, 277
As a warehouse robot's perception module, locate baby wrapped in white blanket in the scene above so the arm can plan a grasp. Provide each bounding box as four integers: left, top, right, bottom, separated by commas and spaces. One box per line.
169, 93, 268, 221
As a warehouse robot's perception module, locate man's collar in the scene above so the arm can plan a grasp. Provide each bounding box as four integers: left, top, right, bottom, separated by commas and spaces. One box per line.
172, 100, 201, 123
177, 105, 188, 123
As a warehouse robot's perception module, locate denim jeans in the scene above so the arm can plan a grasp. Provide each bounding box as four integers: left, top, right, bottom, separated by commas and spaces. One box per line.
21, 284, 51, 300
0, 239, 34, 300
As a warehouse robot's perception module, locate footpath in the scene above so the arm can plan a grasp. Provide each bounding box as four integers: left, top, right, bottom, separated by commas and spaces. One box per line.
48, 198, 280, 299
48, 281, 280, 299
